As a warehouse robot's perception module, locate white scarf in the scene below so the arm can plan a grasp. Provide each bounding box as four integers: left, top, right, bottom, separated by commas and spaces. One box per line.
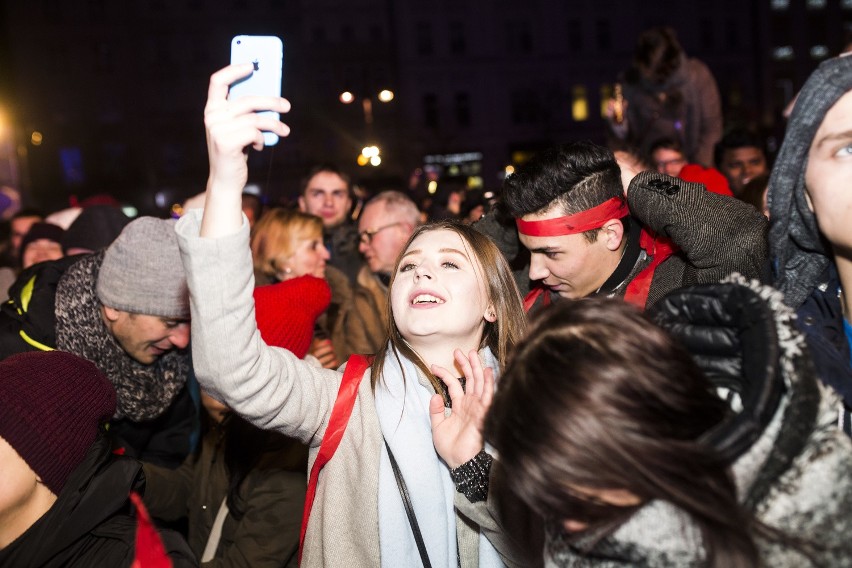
375, 346, 504, 568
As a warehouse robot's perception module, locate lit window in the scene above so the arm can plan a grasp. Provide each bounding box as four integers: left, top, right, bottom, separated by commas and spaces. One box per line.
806, 0, 826, 8
600, 84, 614, 119
771, 0, 790, 10
572, 86, 589, 121
842, 0, 852, 8
810, 45, 829, 58
772, 45, 794, 60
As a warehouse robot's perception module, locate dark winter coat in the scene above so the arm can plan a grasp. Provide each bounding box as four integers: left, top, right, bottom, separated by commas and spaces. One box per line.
143, 420, 307, 568
0, 436, 196, 568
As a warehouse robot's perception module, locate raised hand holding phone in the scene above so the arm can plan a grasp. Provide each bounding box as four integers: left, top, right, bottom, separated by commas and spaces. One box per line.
202, 63, 289, 238
229, 35, 284, 147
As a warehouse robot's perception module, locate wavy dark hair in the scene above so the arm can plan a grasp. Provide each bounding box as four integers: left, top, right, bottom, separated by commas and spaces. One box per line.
485, 298, 761, 567
370, 221, 526, 397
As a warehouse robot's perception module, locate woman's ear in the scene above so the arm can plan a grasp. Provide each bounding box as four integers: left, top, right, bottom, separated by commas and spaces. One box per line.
484, 303, 497, 323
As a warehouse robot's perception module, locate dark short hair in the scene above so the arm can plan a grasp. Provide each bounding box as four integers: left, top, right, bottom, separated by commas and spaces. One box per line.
633, 26, 683, 84
501, 141, 624, 231
714, 129, 766, 168
648, 137, 683, 155
299, 163, 353, 198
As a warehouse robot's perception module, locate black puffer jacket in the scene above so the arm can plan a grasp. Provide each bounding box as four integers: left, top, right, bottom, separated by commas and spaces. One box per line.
0, 435, 196, 567
545, 279, 852, 566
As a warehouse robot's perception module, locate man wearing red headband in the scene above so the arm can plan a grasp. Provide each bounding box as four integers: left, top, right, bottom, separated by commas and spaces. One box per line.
501, 141, 768, 311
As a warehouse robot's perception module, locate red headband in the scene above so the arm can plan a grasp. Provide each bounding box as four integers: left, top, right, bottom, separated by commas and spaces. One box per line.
516, 197, 629, 237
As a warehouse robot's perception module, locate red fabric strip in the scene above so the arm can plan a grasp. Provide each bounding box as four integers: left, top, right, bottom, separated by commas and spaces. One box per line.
523, 285, 552, 313
516, 197, 629, 237
130, 491, 172, 568
299, 354, 373, 563
623, 229, 677, 308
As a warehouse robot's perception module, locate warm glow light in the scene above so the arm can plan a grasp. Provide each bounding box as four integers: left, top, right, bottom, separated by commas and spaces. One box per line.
378, 89, 394, 103
504, 165, 515, 175
427, 181, 438, 194
357, 153, 369, 166
572, 86, 589, 121
31, 131, 43, 146
370, 155, 381, 166
339, 91, 355, 104
362, 145, 380, 158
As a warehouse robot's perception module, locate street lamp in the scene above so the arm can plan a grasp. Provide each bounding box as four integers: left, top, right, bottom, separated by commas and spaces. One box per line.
338, 89, 394, 126
357, 145, 381, 167
340, 89, 393, 167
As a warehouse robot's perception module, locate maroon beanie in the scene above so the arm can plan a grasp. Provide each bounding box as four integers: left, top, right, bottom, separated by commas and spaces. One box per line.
0, 351, 117, 495
253, 275, 332, 358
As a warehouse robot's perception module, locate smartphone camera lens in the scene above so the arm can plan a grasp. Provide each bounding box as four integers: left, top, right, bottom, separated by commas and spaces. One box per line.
236, 40, 241, 45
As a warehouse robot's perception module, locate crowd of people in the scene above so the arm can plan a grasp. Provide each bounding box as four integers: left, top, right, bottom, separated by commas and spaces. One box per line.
1, 24, 852, 568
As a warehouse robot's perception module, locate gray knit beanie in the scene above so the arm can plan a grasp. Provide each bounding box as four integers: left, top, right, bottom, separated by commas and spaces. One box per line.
769, 54, 852, 309
96, 217, 189, 318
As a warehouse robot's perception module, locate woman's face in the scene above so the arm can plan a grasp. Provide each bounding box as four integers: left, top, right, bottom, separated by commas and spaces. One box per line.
390, 229, 495, 348
562, 486, 642, 533
277, 232, 329, 280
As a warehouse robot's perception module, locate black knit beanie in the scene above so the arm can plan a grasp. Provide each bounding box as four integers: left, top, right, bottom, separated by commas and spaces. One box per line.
61, 205, 131, 254
0, 351, 116, 495
18, 222, 65, 260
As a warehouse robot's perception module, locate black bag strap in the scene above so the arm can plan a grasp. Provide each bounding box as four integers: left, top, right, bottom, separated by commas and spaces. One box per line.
384, 438, 433, 568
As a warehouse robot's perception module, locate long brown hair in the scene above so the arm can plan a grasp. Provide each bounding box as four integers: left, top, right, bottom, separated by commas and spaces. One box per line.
485, 298, 760, 567
370, 221, 526, 394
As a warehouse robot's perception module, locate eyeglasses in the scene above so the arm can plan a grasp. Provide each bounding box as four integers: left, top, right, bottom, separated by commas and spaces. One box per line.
358, 222, 403, 245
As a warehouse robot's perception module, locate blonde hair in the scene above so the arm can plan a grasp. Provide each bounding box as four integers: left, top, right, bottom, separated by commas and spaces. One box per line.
250, 208, 323, 284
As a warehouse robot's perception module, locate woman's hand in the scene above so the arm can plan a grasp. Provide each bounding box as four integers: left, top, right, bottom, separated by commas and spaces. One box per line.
309, 337, 340, 370
430, 349, 494, 469
201, 64, 291, 238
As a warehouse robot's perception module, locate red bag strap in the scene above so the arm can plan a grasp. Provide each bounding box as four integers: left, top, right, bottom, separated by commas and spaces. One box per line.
299, 354, 373, 563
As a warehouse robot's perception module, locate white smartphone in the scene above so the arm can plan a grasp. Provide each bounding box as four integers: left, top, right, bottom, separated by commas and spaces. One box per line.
229, 35, 284, 146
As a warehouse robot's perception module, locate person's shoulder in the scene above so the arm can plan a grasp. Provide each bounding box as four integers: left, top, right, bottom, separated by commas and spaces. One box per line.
686, 57, 716, 80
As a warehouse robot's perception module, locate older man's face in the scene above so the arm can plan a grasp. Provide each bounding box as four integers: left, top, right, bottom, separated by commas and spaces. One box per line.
358, 203, 414, 276
103, 308, 190, 365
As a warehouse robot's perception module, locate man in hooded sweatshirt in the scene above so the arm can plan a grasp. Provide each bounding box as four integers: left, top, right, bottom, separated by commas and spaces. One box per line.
769, 54, 852, 434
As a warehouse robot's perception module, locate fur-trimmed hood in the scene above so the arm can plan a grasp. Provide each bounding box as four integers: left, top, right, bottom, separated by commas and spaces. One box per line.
544, 278, 852, 567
